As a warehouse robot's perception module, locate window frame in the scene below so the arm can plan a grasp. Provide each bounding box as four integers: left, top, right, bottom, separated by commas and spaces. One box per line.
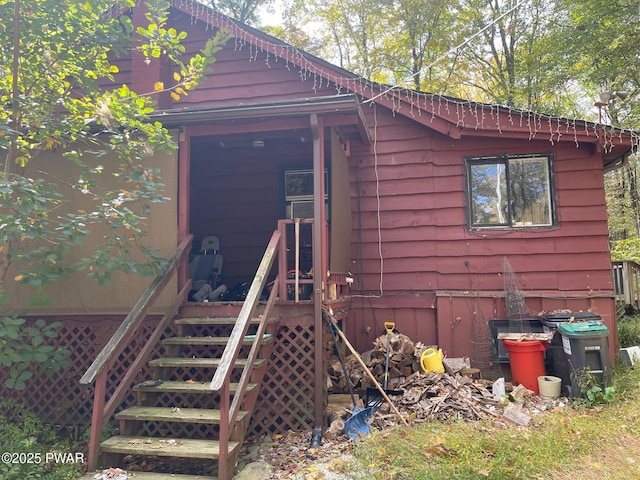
464, 153, 556, 230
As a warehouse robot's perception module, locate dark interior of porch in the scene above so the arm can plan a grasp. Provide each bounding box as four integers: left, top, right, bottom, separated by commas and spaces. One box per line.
189, 131, 320, 290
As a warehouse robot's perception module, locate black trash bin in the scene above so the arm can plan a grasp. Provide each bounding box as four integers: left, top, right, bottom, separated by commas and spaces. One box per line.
541, 312, 601, 395
557, 321, 611, 397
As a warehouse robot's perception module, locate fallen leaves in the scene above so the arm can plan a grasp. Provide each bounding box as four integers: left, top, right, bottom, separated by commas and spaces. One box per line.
125, 438, 183, 449
127, 439, 151, 445
94, 467, 128, 479
245, 431, 357, 479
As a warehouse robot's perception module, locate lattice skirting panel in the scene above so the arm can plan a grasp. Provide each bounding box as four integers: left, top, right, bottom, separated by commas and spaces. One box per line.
0, 315, 326, 440
0, 315, 175, 439
249, 322, 324, 437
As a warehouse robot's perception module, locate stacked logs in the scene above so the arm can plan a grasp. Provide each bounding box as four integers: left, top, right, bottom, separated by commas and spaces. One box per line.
327, 332, 426, 395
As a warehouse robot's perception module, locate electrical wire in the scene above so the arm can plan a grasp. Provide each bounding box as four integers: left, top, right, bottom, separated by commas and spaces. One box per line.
373, 102, 384, 296
363, 0, 529, 105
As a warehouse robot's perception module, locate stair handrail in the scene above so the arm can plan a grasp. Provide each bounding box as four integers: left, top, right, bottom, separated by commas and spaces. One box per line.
80, 234, 193, 385
80, 234, 193, 472
210, 229, 281, 393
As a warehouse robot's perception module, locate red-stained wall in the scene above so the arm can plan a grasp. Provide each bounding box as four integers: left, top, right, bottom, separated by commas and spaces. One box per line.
124, 7, 617, 362
344, 109, 616, 358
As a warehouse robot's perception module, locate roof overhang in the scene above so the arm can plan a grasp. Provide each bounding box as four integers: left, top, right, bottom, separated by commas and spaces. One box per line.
151, 94, 370, 143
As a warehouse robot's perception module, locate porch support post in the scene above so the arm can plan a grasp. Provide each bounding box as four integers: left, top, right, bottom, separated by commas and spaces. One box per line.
311, 114, 326, 435
177, 126, 191, 288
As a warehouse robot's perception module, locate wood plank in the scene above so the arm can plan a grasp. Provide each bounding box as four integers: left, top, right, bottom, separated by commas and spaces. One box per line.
116, 406, 248, 424
174, 317, 246, 325
133, 380, 257, 395
80, 472, 217, 480
148, 358, 265, 369
162, 335, 272, 346
100, 436, 239, 459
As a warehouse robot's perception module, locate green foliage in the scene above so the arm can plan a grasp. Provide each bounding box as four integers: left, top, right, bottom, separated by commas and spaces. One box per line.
556, 0, 640, 128
606, 158, 640, 242
0, 313, 71, 390
610, 237, 640, 262
573, 369, 616, 407
0, 0, 229, 389
618, 314, 640, 348
0, 400, 82, 480
278, 0, 639, 122
207, 0, 273, 26
0, 0, 229, 292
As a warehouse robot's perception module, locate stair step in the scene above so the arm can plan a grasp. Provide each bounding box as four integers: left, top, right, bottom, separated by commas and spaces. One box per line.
148, 357, 265, 369
175, 317, 265, 326
81, 472, 217, 480
100, 435, 239, 460
134, 380, 257, 394
162, 334, 272, 346
116, 406, 248, 424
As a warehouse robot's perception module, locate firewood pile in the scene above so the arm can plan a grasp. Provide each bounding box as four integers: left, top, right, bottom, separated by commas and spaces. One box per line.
327, 332, 423, 394
328, 332, 506, 425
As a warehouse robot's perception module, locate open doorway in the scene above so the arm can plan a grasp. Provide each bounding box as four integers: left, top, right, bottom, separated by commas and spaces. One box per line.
188, 131, 316, 290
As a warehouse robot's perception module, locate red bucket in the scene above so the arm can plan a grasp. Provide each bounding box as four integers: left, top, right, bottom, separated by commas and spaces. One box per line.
502, 340, 547, 394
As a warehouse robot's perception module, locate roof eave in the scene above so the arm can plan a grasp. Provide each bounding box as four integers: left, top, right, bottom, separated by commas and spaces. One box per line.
151, 95, 370, 143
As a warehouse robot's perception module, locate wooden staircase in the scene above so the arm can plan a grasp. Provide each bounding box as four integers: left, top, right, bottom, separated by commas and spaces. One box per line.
96, 315, 277, 479
80, 231, 283, 480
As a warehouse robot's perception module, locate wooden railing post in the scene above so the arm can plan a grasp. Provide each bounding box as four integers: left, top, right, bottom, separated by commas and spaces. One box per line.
633, 262, 640, 311
87, 368, 108, 471
278, 220, 287, 299
218, 381, 230, 480
611, 260, 640, 311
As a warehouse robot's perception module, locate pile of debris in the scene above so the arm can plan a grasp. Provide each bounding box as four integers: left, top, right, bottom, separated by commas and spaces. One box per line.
327, 331, 562, 432
385, 371, 501, 422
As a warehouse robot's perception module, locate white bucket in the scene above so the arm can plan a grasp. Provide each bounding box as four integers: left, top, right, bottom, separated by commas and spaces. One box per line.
537, 375, 562, 398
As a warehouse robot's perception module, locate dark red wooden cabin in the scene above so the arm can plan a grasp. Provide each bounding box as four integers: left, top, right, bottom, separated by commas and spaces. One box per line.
3, 2, 636, 478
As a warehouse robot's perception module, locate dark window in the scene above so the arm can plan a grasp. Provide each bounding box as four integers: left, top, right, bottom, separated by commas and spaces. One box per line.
465, 154, 554, 228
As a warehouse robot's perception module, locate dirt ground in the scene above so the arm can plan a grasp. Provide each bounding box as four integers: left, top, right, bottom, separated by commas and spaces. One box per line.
239, 430, 363, 479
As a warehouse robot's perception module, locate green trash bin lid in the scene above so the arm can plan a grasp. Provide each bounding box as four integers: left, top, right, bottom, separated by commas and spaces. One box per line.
558, 321, 608, 336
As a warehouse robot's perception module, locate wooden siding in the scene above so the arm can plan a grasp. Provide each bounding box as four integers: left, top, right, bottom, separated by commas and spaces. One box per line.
165, 14, 338, 109
345, 105, 616, 353
349, 111, 612, 291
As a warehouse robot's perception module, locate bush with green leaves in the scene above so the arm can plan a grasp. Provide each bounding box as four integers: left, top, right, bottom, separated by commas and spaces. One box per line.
0, 315, 70, 390
0, 400, 82, 480
610, 237, 640, 263
574, 370, 616, 407
0, 0, 229, 391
